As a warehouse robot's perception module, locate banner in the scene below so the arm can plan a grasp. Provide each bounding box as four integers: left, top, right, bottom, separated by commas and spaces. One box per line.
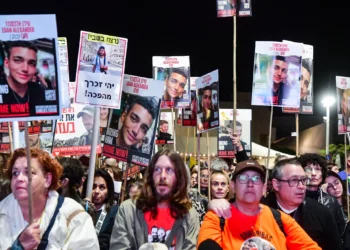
283, 42, 314, 114
251, 41, 302, 107
75, 31, 128, 108
218, 109, 252, 158
182, 77, 197, 126
196, 70, 219, 133
152, 56, 191, 109
156, 112, 174, 145
57, 37, 70, 108
238, 0, 252, 16
0, 120, 53, 134
102, 74, 163, 166
336, 76, 350, 134
0, 14, 61, 121
217, 0, 236, 17
52, 104, 102, 156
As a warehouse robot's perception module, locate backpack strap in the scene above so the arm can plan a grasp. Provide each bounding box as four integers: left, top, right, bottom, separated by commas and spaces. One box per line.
164, 217, 184, 248
269, 207, 286, 237
37, 195, 65, 250
220, 217, 225, 231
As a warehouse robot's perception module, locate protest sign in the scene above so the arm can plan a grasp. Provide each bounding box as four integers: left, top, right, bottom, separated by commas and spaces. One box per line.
217, 0, 236, 17
252, 41, 302, 107
152, 56, 191, 109
75, 31, 127, 108
58, 37, 70, 108
196, 70, 219, 133
182, 77, 197, 126
218, 109, 251, 157
336, 76, 350, 134
0, 14, 61, 121
156, 111, 174, 145
103, 74, 163, 166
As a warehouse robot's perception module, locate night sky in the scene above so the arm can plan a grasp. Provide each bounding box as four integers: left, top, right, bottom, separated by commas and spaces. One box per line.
1, 0, 349, 141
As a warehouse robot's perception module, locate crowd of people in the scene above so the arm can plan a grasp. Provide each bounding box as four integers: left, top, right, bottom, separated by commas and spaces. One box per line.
1, 131, 350, 249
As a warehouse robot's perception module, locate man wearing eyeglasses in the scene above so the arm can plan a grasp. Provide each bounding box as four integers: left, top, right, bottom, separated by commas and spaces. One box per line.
197, 159, 320, 250
299, 153, 346, 237
263, 158, 342, 250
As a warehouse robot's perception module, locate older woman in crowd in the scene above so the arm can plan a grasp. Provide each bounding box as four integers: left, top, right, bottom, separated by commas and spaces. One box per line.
0, 148, 99, 250
211, 170, 230, 200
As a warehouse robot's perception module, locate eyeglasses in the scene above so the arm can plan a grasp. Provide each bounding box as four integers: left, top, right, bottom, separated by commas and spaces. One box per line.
304, 165, 322, 173
237, 174, 263, 185
276, 177, 308, 187
327, 179, 341, 190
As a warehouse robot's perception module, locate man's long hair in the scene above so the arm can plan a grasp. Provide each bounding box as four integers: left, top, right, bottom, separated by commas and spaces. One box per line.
136, 149, 192, 219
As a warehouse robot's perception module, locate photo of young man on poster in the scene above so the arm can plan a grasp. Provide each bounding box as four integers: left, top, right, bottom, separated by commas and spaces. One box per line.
107, 94, 158, 153
197, 85, 219, 132
0, 40, 59, 117
92, 46, 108, 74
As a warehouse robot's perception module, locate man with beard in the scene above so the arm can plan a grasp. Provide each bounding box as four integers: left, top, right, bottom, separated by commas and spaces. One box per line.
91, 169, 118, 250
110, 149, 199, 249
77, 105, 95, 146
300, 59, 312, 104
299, 153, 346, 237
263, 158, 342, 250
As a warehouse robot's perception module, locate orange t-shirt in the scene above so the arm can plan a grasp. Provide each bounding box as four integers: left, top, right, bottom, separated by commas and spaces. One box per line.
144, 207, 176, 249
197, 204, 321, 250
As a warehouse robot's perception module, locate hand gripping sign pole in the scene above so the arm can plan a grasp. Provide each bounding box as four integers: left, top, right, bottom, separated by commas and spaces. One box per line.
85, 107, 100, 199
24, 123, 33, 224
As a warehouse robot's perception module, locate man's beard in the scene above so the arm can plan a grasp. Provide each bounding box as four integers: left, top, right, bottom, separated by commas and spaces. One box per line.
154, 181, 175, 201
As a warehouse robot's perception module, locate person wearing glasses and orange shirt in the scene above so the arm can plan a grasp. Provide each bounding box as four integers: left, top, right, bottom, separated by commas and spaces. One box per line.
197, 159, 320, 250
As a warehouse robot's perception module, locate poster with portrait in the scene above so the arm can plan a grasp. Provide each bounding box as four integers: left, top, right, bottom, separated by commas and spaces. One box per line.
152, 56, 191, 109
52, 104, 102, 156
217, 0, 236, 17
182, 77, 197, 126
156, 112, 174, 145
336, 76, 350, 134
57, 37, 70, 108
0, 133, 10, 153
283, 42, 314, 114
177, 109, 182, 125
102, 74, 163, 166
251, 41, 302, 107
238, 0, 252, 16
0, 14, 61, 121
218, 109, 252, 158
196, 70, 219, 133
18, 130, 54, 153
75, 31, 128, 108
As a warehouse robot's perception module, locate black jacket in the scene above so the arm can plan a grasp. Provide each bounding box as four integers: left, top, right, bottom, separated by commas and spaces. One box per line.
306, 188, 346, 237
96, 205, 119, 250
262, 192, 342, 250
